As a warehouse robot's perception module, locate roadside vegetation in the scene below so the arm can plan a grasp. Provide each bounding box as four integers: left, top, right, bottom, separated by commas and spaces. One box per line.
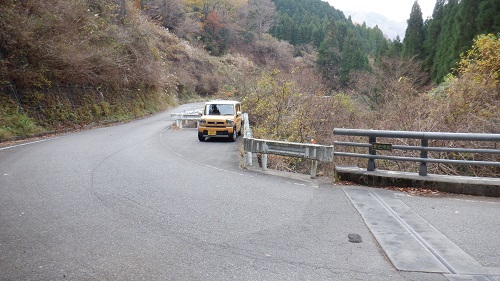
1, 0, 498, 177
0, 0, 258, 137
245, 34, 499, 177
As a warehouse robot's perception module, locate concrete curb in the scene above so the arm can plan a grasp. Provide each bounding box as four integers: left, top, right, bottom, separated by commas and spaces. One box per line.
335, 166, 500, 197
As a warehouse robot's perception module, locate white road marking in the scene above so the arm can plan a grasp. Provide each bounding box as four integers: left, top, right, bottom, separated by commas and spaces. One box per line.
0, 138, 56, 151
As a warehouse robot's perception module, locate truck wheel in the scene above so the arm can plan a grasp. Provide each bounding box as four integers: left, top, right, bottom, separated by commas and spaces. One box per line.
198, 132, 205, 142
229, 127, 237, 142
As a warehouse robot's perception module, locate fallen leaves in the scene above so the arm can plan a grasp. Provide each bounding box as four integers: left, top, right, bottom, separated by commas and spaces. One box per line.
381, 186, 449, 196
334, 180, 449, 196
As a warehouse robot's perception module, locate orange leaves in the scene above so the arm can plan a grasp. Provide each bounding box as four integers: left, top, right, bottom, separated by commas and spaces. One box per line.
134, 0, 141, 10
204, 9, 224, 32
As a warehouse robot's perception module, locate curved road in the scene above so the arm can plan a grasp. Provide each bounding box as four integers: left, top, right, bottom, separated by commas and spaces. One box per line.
1, 103, 499, 280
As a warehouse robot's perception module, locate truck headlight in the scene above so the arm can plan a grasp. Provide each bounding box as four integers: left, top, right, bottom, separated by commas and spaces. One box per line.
199, 119, 206, 125
226, 119, 234, 125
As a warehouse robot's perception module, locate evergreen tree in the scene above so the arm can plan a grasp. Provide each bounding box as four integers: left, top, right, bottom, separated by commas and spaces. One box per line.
456, 0, 480, 55
370, 25, 386, 62
311, 26, 323, 47
432, 0, 459, 82
423, 0, 445, 81
336, 22, 348, 52
387, 36, 403, 58
271, 0, 346, 46
372, 26, 385, 52
317, 21, 341, 88
340, 31, 370, 85
402, 1, 425, 59
273, 14, 295, 42
376, 34, 390, 61
476, 0, 500, 35
427, 0, 499, 83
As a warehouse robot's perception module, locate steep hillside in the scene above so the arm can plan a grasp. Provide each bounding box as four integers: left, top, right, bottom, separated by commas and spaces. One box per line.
0, 0, 264, 139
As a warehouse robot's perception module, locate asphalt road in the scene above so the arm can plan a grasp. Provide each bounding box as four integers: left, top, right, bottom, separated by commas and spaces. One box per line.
1, 103, 499, 281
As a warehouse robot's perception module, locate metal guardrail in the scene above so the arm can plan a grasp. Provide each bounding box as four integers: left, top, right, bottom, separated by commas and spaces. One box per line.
243, 114, 334, 178
243, 137, 334, 178
333, 128, 500, 176
170, 110, 202, 128
244, 138, 334, 161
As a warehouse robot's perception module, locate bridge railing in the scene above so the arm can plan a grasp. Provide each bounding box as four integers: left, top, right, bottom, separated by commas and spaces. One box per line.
333, 128, 500, 176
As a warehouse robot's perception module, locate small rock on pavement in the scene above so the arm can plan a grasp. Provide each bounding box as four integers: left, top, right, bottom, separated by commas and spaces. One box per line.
348, 233, 362, 243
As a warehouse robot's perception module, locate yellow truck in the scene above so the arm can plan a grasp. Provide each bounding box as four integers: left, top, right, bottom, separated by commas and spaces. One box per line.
198, 100, 243, 142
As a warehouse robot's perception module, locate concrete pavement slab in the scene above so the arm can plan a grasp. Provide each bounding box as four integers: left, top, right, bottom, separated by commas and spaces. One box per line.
445, 275, 500, 281
371, 188, 487, 275
344, 186, 500, 277
344, 186, 451, 273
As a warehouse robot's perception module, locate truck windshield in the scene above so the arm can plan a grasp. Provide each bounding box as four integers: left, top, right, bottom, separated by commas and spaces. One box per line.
205, 104, 234, 115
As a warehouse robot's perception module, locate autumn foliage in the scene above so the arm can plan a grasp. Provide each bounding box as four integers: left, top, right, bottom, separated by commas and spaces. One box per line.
0, 0, 498, 178
245, 34, 500, 177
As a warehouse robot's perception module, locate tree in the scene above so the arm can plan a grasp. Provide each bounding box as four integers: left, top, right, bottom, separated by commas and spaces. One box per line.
457, 33, 500, 85
388, 36, 403, 58
176, 13, 203, 41
317, 21, 341, 89
311, 26, 323, 47
271, 14, 294, 42
455, 0, 480, 55
242, 69, 298, 140
402, 1, 425, 59
181, 0, 246, 54
340, 31, 370, 86
432, 0, 459, 82
441, 33, 500, 134
245, 0, 276, 37
423, 0, 445, 77
477, 0, 500, 35
205, 10, 224, 35
141, 0, 183, 30
369, 25, 386, 62
425, 0, 498, 83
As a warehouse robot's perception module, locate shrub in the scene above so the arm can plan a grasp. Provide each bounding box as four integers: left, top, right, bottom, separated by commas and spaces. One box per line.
0, 98, 43, 141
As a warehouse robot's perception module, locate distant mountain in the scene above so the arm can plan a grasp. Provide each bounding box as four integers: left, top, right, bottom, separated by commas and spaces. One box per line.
344, 10, 407, 40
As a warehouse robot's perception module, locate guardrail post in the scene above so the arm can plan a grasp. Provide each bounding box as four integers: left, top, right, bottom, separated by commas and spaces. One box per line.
246, 152, 253, 166
262, 154, 268, 171
243, 113, 253, 166
311, 160, 318, 179
368, 136, 376, 171
246, 137, 253, 166
419, 139, 429, 176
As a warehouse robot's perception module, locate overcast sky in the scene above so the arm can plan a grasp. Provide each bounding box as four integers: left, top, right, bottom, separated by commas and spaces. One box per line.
326, 0, 436, 22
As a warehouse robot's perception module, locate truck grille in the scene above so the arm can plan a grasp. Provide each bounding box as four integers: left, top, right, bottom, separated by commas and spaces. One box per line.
208, 121, 225, 125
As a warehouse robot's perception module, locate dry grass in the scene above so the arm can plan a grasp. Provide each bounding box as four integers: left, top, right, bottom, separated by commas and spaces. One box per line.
0, 0, 259, 135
